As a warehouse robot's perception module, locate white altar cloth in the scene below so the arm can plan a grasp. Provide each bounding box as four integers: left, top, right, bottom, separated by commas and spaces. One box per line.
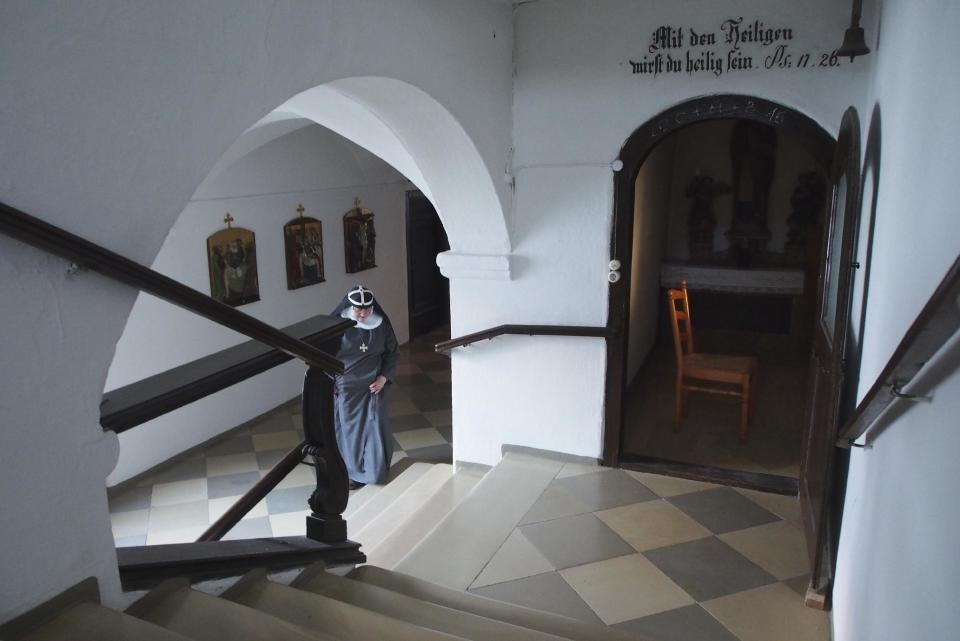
660, 263, 805, 295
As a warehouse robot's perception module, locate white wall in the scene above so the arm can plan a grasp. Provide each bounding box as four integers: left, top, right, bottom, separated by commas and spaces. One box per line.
450, 0, 870, 467
11, 0, 949, 627
627, 137, 675, 382
450, 165, 615, 465
0, 0, 513, 619
105, 125, 410, 484
833, 0, 960, 639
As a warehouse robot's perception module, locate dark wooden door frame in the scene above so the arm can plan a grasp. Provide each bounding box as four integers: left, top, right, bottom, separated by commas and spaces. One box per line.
799, 106, 863, 606
405, 189, 450, 339
603, 94, 836, 468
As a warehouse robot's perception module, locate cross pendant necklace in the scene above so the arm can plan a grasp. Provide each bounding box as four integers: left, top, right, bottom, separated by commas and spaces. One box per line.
359, 329, 372, 353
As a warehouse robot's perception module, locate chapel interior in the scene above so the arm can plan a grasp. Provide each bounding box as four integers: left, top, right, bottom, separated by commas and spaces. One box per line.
622, 118, 830, 480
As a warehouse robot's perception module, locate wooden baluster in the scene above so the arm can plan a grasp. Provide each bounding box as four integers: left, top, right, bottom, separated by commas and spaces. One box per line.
302, 367, 349, 542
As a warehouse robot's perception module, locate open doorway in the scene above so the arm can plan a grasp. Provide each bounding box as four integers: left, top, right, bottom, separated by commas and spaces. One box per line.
604, 96, 836, 495
406, 189, 450, 339
623, 118, 829, 485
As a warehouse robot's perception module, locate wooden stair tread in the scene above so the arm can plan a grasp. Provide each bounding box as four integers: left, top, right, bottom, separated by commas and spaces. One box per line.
349, 566, 639, 641
292, 563, 569, 641
222, 569, 467, 641
125, 579, 334, 641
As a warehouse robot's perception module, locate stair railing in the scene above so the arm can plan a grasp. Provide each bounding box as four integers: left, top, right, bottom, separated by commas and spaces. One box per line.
0, 202, 358, 581
435, 324, 612, 353
0, 202, 341, 372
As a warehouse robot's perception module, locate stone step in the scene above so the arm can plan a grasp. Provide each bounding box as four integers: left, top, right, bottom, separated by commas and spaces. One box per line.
394, 452, 564, 589
343, 482, 382, 520
353, 463, 454, 551
365, 467, 485, 569
292, 563, 570, 641
346, 462, 433, 536
125, 579, 334, 641
221, 568, 467, 641
350, 565, 638, 641
13, 602, 193, 641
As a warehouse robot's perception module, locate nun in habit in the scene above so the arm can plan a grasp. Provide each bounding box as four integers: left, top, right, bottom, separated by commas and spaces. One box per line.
331, 286, 399, 488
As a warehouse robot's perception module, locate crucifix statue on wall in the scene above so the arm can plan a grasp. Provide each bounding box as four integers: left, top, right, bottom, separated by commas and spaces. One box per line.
727, 121, 777, 267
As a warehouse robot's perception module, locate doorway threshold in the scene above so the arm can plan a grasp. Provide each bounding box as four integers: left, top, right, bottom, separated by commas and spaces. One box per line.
620, 454, 798, 495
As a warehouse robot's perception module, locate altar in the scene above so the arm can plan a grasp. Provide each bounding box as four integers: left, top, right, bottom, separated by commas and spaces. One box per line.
660, 262, 807, 334
659, 263, 805, 295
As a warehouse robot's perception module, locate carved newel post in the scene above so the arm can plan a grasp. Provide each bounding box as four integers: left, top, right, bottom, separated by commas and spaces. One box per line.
302, 367, 350, 542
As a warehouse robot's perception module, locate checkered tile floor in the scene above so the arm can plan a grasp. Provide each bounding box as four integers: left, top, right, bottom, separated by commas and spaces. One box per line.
467, 464, 829, 641
108, 327, 453, 547
108, 326, 827, 640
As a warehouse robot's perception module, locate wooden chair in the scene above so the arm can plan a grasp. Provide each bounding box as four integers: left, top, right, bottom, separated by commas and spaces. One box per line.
667, 280, 758, 443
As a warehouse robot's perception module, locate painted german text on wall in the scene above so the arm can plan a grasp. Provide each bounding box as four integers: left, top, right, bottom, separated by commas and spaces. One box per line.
629, 17, 842, 78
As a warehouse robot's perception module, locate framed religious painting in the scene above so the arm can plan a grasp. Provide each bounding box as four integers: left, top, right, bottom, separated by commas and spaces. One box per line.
343, 197, 377, 273
283, 203, 325, 290
207, 213, 260, 307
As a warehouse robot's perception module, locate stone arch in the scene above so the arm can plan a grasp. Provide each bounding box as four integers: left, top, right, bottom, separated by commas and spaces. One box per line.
239, 77, 511, 257
106, 76, 515, 480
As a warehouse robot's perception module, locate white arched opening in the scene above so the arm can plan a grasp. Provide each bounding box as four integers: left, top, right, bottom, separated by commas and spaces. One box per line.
106, 76, 511, 482
201, 77, 514, 280
285, 77, 509, 257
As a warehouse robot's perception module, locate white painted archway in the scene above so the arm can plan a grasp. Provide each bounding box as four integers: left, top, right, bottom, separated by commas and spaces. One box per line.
220, 78, 513, 270
201, 77, 514, 280
106, 74, 516, 481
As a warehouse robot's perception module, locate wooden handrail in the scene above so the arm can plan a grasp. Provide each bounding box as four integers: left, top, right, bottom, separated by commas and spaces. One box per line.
116, 537, 364, 590
837, 253, 960, 446
0, 202, 344, 374
100, 314, 351, 433
436, 324, 612, 353
198, 441, 307, 541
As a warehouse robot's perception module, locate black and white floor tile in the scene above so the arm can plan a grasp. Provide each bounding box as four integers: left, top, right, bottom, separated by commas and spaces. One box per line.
107, 326, 827, 640
467, 466, 828, 641
108, 327, 453, 546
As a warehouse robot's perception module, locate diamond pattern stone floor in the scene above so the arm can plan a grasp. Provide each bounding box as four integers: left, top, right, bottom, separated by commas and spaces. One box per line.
107, 326, 453, 546
468, 466, 829, 641
107, 324, 828, 640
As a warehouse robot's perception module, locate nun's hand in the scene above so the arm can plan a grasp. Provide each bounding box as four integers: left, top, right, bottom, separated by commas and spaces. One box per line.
369, 375, 387, 394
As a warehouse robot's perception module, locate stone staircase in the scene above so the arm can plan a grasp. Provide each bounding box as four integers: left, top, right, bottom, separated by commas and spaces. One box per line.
4, 453, 647, 641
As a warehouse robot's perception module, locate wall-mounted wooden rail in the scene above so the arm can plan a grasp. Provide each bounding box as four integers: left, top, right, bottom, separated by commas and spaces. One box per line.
436, 324, 612, 353
0, 201, 343, 374
838, 253, 960, 446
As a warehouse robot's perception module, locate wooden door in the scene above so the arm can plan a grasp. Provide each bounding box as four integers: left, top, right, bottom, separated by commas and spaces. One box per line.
406, 190, 450, 338
799, 108, 861, 604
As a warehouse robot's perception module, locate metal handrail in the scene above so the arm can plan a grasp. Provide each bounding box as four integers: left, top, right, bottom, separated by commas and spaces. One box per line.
837, 253, 960, 446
